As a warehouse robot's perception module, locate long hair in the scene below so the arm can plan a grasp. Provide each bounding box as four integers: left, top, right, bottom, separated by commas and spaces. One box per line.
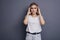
28, 2, 39, 15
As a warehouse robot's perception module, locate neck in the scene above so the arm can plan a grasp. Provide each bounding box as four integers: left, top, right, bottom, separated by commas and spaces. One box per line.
32, 13, 36, 16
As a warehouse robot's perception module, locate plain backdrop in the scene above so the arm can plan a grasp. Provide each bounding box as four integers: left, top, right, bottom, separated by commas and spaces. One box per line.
0, 0, 60, 40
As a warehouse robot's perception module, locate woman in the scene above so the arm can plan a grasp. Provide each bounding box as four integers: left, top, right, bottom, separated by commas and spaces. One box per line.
23, 2, 45, 40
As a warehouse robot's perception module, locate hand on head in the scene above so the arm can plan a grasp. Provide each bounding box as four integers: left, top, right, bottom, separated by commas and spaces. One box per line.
27, 7, 31, 15
37, 7, 41, 15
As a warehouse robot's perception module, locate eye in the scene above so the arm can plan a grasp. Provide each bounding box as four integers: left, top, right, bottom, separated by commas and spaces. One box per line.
31, 7, 37, 9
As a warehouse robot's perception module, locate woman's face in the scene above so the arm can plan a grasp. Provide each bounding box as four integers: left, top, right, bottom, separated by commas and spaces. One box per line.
30, 5, 38, 15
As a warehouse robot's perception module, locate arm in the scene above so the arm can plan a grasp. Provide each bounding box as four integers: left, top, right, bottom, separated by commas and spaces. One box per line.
23, 7, 31, 25
38, 7, 45, 25
39, 14, 45, 25
23, 14, 29, 25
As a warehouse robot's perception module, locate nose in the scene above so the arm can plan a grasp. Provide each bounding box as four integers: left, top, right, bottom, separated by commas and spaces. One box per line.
32, 9, 35, 11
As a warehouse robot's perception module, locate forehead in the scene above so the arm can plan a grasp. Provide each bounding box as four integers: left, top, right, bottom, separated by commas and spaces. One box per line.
31, 5, 37, 8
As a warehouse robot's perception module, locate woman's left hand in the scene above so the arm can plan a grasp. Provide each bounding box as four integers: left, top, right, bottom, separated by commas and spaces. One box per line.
38, 7, 42, 16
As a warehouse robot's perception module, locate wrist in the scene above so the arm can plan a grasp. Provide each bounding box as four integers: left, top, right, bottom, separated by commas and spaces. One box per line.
26, 14, 29, 17
39, 14, 43, 18
26, 14, 29, 16
39, 14, 41, 16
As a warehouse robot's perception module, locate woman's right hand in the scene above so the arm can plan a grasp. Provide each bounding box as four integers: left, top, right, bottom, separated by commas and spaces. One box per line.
27, 7, 31, 15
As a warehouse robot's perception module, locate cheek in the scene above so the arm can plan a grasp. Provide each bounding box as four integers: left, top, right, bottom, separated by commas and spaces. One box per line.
34, 9, 37, 12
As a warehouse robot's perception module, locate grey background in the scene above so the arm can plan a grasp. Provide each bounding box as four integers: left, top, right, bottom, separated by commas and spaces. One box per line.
0, 0, 60, 40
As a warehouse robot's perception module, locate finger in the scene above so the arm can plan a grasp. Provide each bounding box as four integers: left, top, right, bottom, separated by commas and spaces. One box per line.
38, 7, 41, 15
27, 7, 31, 15
38, 7, 41, 11
28, 7, 30, 12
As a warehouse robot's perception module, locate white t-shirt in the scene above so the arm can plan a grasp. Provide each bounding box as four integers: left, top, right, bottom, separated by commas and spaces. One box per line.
26, 15, 42, 33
